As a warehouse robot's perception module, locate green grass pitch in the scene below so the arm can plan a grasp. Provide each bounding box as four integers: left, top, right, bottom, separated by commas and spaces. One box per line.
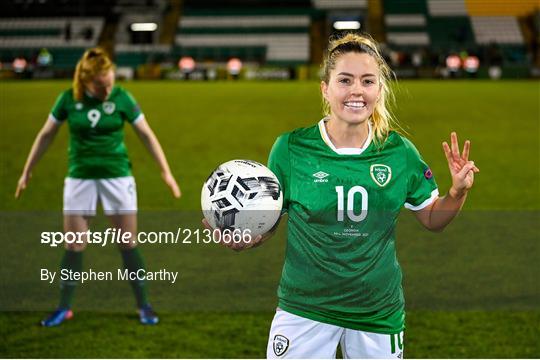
0, 80, 539, 357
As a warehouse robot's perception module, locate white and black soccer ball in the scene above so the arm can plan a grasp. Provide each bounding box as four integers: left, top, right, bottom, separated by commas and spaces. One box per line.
201, 159, 283, 238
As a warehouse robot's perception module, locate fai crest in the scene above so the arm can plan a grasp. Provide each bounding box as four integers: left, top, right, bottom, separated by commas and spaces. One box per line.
273, 334, 289, 356
370, 164, 392, 187
103, 101, 116, 115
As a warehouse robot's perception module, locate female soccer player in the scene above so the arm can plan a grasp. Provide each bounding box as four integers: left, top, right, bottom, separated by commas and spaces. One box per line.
15, 47, 181, 327
218, 33, 479, 358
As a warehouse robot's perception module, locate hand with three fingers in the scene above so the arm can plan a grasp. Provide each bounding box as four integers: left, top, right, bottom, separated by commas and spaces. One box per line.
442, 132, 480, 199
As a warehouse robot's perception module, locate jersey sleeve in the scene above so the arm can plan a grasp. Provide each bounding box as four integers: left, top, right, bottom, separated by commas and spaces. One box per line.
403, 137, 439, 211
49, 91, 69, 122
267, 133, 291, 212
120, 88, 144, 124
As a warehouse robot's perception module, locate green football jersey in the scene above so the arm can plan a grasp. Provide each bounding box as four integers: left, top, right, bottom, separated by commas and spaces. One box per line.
267, 119, 438, 334
49, 86, 143, 179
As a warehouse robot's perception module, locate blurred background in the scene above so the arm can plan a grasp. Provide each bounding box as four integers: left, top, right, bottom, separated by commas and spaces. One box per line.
1, 0, 539, 80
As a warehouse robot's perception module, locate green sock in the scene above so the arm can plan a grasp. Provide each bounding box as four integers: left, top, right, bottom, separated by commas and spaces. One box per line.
121, 247, 149, 308
58, 250, 83, 309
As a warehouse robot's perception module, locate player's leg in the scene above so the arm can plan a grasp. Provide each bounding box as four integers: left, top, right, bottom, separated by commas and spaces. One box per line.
108, 213, 158, 325
99, 176, 157, 325
341, 328, 404, 359
107, 212, 147, 306
266, 308, 343, 358
42, 178, 96, 327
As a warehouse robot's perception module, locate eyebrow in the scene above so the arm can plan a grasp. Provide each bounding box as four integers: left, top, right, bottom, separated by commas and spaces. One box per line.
337, 72, 376, 78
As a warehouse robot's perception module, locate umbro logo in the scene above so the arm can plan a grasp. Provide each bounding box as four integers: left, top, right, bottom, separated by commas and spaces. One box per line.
313, 171, 329, 183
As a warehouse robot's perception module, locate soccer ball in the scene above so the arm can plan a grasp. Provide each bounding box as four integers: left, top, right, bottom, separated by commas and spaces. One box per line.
201, 159, 283, 238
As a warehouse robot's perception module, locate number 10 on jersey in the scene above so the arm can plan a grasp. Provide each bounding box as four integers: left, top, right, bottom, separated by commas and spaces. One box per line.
335, 186, 368, 222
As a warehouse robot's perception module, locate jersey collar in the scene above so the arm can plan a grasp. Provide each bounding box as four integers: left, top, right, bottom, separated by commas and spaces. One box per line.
318, 117, 373, 155
84, 86, 117, 102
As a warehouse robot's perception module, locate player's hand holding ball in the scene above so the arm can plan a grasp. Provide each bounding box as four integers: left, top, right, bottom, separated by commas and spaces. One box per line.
201, 159, 283, 251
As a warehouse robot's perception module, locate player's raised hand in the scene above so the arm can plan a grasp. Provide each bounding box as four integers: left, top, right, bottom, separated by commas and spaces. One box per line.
201, 219, 265, 251
161, 171, 181, 198
442, 132, 479, 198
15, 172, 31, 199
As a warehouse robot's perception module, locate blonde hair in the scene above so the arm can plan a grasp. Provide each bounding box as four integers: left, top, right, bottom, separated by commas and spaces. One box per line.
321, 33, 399, 145
73, 47, 114, 101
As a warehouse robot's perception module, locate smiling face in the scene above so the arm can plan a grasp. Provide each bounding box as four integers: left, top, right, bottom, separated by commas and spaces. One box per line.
321, 52, 381, 126
85, 69, 114, 101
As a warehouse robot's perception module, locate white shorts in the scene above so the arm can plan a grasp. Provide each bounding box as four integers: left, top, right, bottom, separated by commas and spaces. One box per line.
267, 309, 404, 359
63, 176, 137, 216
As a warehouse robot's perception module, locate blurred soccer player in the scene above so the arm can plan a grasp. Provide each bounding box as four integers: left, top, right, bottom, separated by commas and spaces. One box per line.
221, 33, 479, 358
15, 47, 181, 327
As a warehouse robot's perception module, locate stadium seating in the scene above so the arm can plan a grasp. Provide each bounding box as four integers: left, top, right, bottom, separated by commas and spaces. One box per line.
384, 0, 430, 46
385, 14, 430, 46
312, 0, 367, 10
175, 10, 311, 64
0, 17, 103, 68
427, 0, 468, 16
0, 18, 103, 48
0, 0, 535, 76
461, 1, 535, 65
470, 16, 524, 45
384, 0, 529, 61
